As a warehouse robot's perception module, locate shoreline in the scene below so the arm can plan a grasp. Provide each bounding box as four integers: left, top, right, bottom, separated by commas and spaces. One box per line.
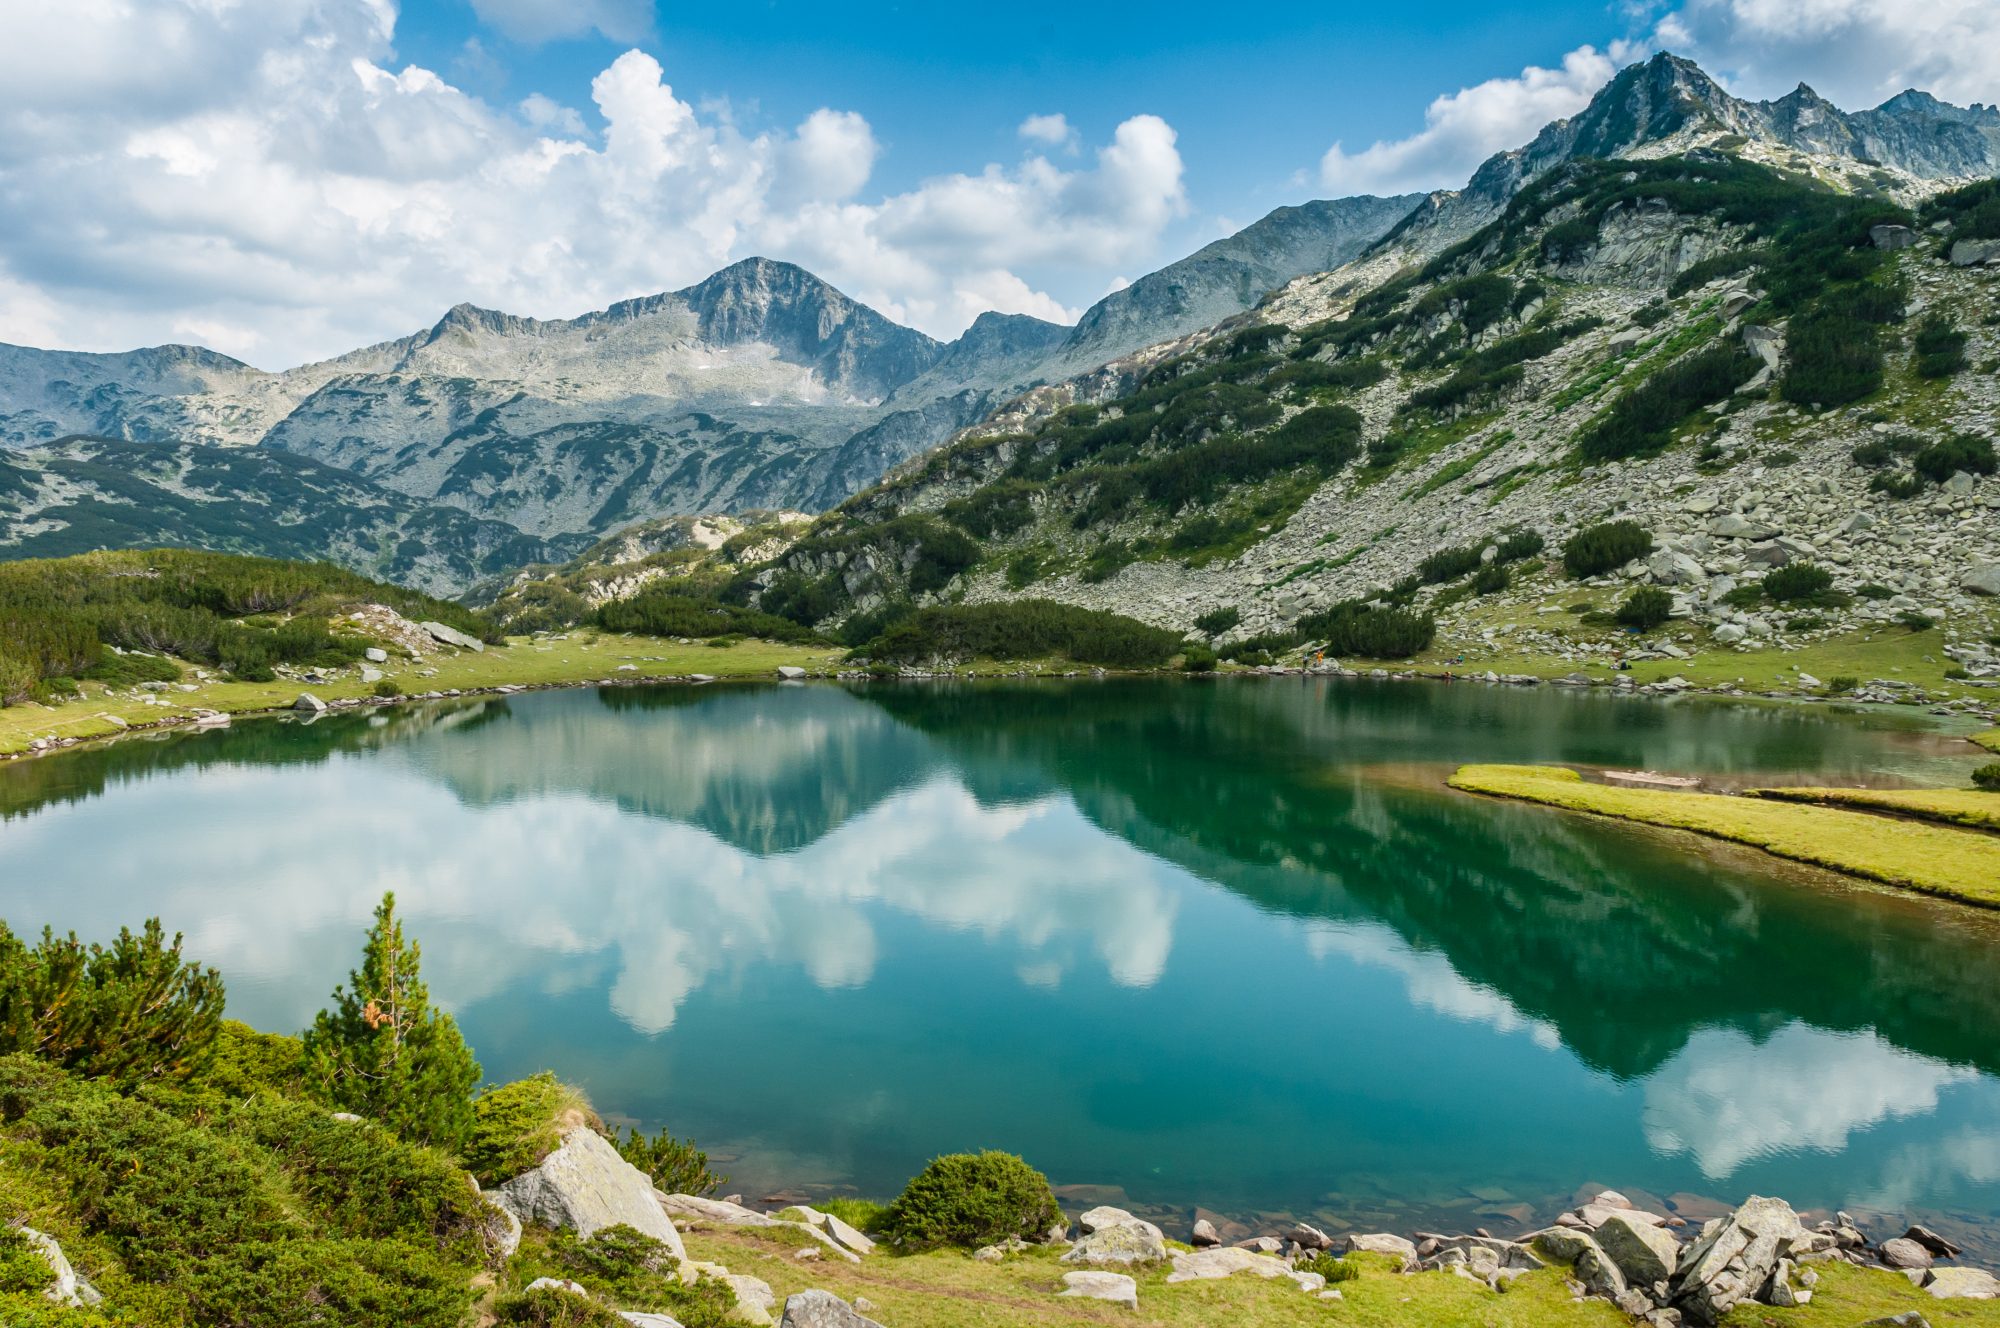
3, 635, 1993, 768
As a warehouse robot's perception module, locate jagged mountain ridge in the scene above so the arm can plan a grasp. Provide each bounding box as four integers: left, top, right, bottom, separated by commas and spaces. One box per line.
0, 198, 1421, 552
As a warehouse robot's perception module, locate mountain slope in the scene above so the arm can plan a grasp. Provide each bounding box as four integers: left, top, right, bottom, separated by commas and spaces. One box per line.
0, 437, 578, 596
675, 144, 2000, 690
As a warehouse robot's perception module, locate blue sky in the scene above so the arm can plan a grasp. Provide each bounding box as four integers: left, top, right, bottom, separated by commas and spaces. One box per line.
0, 0, 1992, 367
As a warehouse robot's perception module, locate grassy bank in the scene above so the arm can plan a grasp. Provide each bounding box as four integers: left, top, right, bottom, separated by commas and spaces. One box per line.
1756, 785, 2000, 832
674, 1226, 1997, 1328
1448, 763, 2000, 906
0, 630, 843, 759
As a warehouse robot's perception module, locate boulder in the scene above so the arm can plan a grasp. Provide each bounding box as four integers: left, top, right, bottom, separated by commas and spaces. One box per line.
1649, 550, 1707, 586
1710, 515, 1780, 540
1859, 1315, 1932, 1328
1721, 290, 1756, 319
1534, 1228, 1626, 1299
783, 1204, 876, 1256
658, 1193, 774, 1226
1903, 1226, 1963, 1259
1670, 1196, 1804, 1325
293, 692, 327, 712
620, 1315, 686, 1327
1063, 1220, 1167, 1267
495, 1127, 686, 1258
1880, 1237, 1933, 1270
1341, 1232, 1417, 1262
1741, 325, 1783, 367
1869, 224, 1918, 251
1166, 1246, 1321, 1291
1961, 561, 2000, 597
1286, 1222, 1335, 1251
776, 666, 807, 680
420, 620, 485, 652
1924, 1267, 2000, 1299
778, 1290, 887, 1327
1190, 1219, 1220, 1247
722, 1273, 777, 1325
1059, 1270, 1139, 1309
482, 1195, 523, 1260
364, 646, 390, 663
529, 1277, 592, 1296
1949, 239, 2000, 267
1597, 1209, 1679, 1284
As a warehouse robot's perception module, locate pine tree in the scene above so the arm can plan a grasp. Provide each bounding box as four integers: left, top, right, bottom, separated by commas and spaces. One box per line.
301, 893, 481, 1148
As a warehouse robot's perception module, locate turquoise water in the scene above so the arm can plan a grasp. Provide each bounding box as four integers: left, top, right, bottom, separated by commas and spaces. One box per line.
4, 678, 1997, 1249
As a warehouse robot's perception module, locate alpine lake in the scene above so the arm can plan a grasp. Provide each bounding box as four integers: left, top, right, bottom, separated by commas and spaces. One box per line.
6, 676, 1998, 1255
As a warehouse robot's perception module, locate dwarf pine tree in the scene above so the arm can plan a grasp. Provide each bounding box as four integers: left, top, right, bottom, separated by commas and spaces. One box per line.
302, 893, 481, 1148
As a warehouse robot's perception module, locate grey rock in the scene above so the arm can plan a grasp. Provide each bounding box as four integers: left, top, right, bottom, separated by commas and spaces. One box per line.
1880, 1237, 1934, 1270
1950, 239, 2000, 267
1961, 561, 2000, 596
1671, 1195, 1804, 1325
1059, 1270, 1139, 1309
620, 1314, 686, 1328
293, 692, 327, 712
776, 665, 808, 680
495, 1127, 686, 1258
364, 646, 389, 663
1598, 1209, 1680, 1284
1870, 224, 1918, 250
1166, 1246, 1321, 1290
1286, 1222, 1335, 1251
1903, 1226, 1963, 1259
1710, 514, 1780, 540
1341, 1232, 1418, 1261
1924, 1267, 2000, 1299
420, 620, 485, 652
529, 1277, 592, 1296
1857, 1314, 1932, 1328
16, 1227, 102, 1308
1063, 1220, 1167, 1267
778, 1290, 887, 1328
483, 1194, 524, 1260
1191, 1218, 1221, 1247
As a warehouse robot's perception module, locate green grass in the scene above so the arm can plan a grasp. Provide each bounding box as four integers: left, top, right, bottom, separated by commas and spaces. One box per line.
1754, 785, 2000, 832
0, 630, 843, 758
676, 1229, 1994, 1328
1449, 764, 2000, 906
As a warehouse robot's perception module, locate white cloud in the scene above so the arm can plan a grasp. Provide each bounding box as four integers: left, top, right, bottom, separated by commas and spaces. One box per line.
469, 0, 652, 45
1319, 45, 1635, 196
0, 3, 1184, 365
1645, 0, 2000, 106
1018, 112, 1079, 152
1641, 1023, 1976, 1179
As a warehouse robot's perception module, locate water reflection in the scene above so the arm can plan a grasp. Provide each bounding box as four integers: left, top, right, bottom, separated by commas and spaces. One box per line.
2, 676, 1996, 1248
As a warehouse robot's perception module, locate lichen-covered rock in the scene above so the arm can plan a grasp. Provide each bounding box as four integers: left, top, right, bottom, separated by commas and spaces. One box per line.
1341, 1232, 1417, 1262
1924, 1267, 2000, 1300
1166, 1246, 1321, 1291
496, 1127, 686, 1257
16, 1228, 102, 1308
1596, 1209, 1679, 1284
777, 1289, 887, 1327
1063, 1219, 1167, 1267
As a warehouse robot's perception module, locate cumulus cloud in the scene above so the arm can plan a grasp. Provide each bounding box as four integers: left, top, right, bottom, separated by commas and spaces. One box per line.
1018, 112, 1079, 151
0, 1, 1185, 365
1646, 0, 2000, 106
1320, 45, 1635, 196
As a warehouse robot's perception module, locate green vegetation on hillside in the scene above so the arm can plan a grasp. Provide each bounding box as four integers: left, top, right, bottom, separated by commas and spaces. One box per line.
0, 550, 494, 706
850, 600, 1184, 667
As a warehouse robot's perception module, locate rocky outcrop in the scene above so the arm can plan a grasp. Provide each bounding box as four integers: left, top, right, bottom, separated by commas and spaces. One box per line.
493, 1126, 686, 1258
777, 1290, 886, 1328
1668, 1196, 1814, 1324
1165, 1246, 1326, 1293
1063, 1207, 1167, 1267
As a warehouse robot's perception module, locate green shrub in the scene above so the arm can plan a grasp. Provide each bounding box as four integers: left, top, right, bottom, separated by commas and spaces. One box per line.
1579, 346, 1761, 462
1762, 563, 1835, 604
1614, 586, 1674, 630
1494, 529, 1544, 562
1869, 471, 1926, 499
464, 1073, 582, 1186
372, 679, 400, 698
1297, 602, 1436, 658
1898, 610, 1936, 632
493, 1287, 629, 1327
0, 918, 223, 1086
301, 893, 481, 1151
1416, 544, 1484, 585
1003, 551, 1043, 589
1913, 433, 1996, 484
1782, 306, 1886, 406
1471, 564, 1510, 595
596, 591, 819, 642
1193, 606, 1241, 638
1297, 1252, 1362, 1283
1180, 645, 1218, 673
1562, 521, 1653, 578
1850, 439, 1893, 468
1828, 676, 1858, 693
182, 1237, 473, 1328
1854, 584, 1895, 600
881, 1151, 1063, 1251
820, 1198, 890, 1234
1913, 313, 1970, 379
854, 601, 1181, 668
1973, 763, 2000, 792
1720, 584, 1766, 609
618, 1125, 727, 1197
1079, 542, 1136, 584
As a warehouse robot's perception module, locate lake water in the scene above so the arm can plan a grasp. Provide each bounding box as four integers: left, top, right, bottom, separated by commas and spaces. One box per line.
5, 677, 1999, 1252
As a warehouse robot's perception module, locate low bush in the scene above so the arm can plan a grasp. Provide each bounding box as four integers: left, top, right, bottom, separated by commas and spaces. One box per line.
463, 1072, 583, 1186
1193, 606, 1241, 638
1869, 471, 1926, 500
595, 592, 819, 642
853, 601, 1181, 668
1579, 346, 1761, 462
1471, 564, 1510, 595
618, 1125, 728, 1197
1761, 563, 1835, 604
1562, 521, 1653, 578
1297, 601, 1436, 658
1416, 544, 1484, 585
1180, 645, 1218, 673
1494, 529, 1545, 562
493, 1287, 629, 1327
1913, 314, 1969, 379
1913, 433, 1996, 484
0, 919, 223, 1086
1828, 676, 1858, 693
880, 1151, 1063, 1251
1614, 586, 1674, 630
1974, 763, 2000, 792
